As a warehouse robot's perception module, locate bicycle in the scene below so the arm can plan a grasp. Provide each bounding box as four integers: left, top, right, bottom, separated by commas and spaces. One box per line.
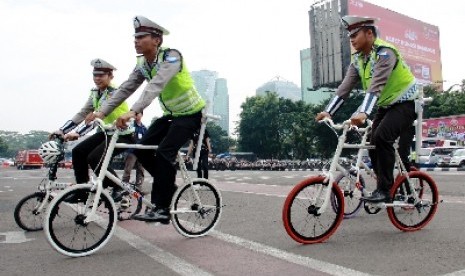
43, 112, 223, 257
14, 136, 142, 232
282, 117, 439, 244
332, 121, 420, 219
13, 136, 69, 231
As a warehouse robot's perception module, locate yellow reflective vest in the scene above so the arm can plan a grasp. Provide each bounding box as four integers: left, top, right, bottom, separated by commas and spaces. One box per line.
352, 38, 417, 107
91, 84, 129, 124
136, 48, 205, 117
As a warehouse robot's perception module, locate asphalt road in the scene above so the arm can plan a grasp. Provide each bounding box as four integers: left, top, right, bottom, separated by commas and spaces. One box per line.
1, 167, 465, 276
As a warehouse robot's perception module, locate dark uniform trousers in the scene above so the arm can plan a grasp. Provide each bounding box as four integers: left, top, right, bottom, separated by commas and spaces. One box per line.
368, 101, 416, 193
134, 111, 202, 208
197, 149, 209, 179
72, 132, 134, 187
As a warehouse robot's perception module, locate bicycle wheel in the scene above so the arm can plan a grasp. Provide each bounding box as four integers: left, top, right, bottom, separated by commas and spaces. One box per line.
171, 180, 222, 238
282, 176, 344, 244
44, 184, 117, 257
332, 170, 365, 218
387, 171, 438, 232
14, 192, 51, 231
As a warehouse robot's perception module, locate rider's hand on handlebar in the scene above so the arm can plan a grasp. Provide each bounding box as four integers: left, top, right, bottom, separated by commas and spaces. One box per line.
49, 130, 64, 140
350, 112, 367, 126
315, 111, 331, 122
116, 111, 136, 129
64, 132, 80, 141
85, 111, 104, 125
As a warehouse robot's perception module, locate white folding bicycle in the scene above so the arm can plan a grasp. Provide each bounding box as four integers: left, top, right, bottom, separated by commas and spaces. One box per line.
44, 112, 223, 257
14, 135, 70, 231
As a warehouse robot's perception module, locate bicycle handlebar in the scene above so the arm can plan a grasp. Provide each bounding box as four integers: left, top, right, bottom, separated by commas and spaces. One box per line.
320, 117, 372, 132
202, 113, 221, 121
93, 118, 135, 136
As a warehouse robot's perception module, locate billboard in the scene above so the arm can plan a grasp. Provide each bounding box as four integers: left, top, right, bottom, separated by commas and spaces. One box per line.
422, 116, 465, 142
309, 0, 346, 89
347, 0, 442, 85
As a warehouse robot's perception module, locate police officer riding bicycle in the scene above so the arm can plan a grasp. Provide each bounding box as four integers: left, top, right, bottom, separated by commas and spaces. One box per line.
315, 15, 418, 203
51, 59, 131, 201
87, 15, 206, 223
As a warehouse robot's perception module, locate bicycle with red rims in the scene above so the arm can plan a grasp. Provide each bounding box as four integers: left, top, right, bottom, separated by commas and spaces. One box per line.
282, 118, 439, 244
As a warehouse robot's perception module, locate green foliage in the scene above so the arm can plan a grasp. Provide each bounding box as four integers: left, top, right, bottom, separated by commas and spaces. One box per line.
0, 130, 49, 158
312, 93, 365, 158
206, 122, 233, 154
237, 92, 365, 160
423, 83, 465, 118
0, 136, 9, 157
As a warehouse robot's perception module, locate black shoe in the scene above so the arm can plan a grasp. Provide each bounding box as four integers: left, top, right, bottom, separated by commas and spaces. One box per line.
362, 190, 391, 203
111, 188, 128, 202
132, 207, 170, 224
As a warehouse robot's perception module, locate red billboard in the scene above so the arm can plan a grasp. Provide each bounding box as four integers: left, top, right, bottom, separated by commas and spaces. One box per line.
422, 116, 465, 141
347, 0, 442, 85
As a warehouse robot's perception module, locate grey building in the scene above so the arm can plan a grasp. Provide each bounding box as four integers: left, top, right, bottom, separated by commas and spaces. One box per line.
191, 70, 230, 135
213, 78, 230, 135
256, 76, 301, 101
301, 48, 333, 105
191, 70, 218, 110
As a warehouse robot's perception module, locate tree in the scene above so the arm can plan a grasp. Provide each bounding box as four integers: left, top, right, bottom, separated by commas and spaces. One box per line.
423, 80, 465, 119
206, 122, 231, 154
237, 92, 281, 159
0, 137, 8, 157
0, 130, 49, 158
312, 93, 365, 158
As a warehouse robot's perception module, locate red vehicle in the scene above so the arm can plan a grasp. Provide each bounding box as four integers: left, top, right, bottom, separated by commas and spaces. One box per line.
15, 150, 44, 170
59, 158, 73, 169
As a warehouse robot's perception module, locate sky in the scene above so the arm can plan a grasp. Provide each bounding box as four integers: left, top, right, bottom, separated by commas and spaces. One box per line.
0, 0, 463, 134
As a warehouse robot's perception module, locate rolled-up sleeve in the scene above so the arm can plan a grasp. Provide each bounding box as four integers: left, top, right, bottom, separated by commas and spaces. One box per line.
99, 68, 145, 116
335, 64, 360, 99
130, 50, 181, 113
71, 95, 95, 124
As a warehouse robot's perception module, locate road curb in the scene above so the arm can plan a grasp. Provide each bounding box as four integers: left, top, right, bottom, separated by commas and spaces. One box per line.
420, 167, 465, 172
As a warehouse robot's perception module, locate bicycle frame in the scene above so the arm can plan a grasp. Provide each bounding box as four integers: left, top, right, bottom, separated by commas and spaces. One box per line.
33, 141, 72, 213
319, 118, 421, 213
84, 112, 219, 223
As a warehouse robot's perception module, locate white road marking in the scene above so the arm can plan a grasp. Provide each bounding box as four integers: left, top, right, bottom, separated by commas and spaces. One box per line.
0, 231, 35, 244
442, 270, 465, 276
114, 226, 213, 276
114, 222, 369, 276
211, 231, 371, 276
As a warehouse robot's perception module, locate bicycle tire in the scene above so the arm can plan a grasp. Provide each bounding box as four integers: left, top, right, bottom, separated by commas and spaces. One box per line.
332, 170, 365, 218
282, 176, 344, 244
44, 184, 117, 257
387, 171, 438, 232
14, 192, 51, 231
171, 180, 222, 238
